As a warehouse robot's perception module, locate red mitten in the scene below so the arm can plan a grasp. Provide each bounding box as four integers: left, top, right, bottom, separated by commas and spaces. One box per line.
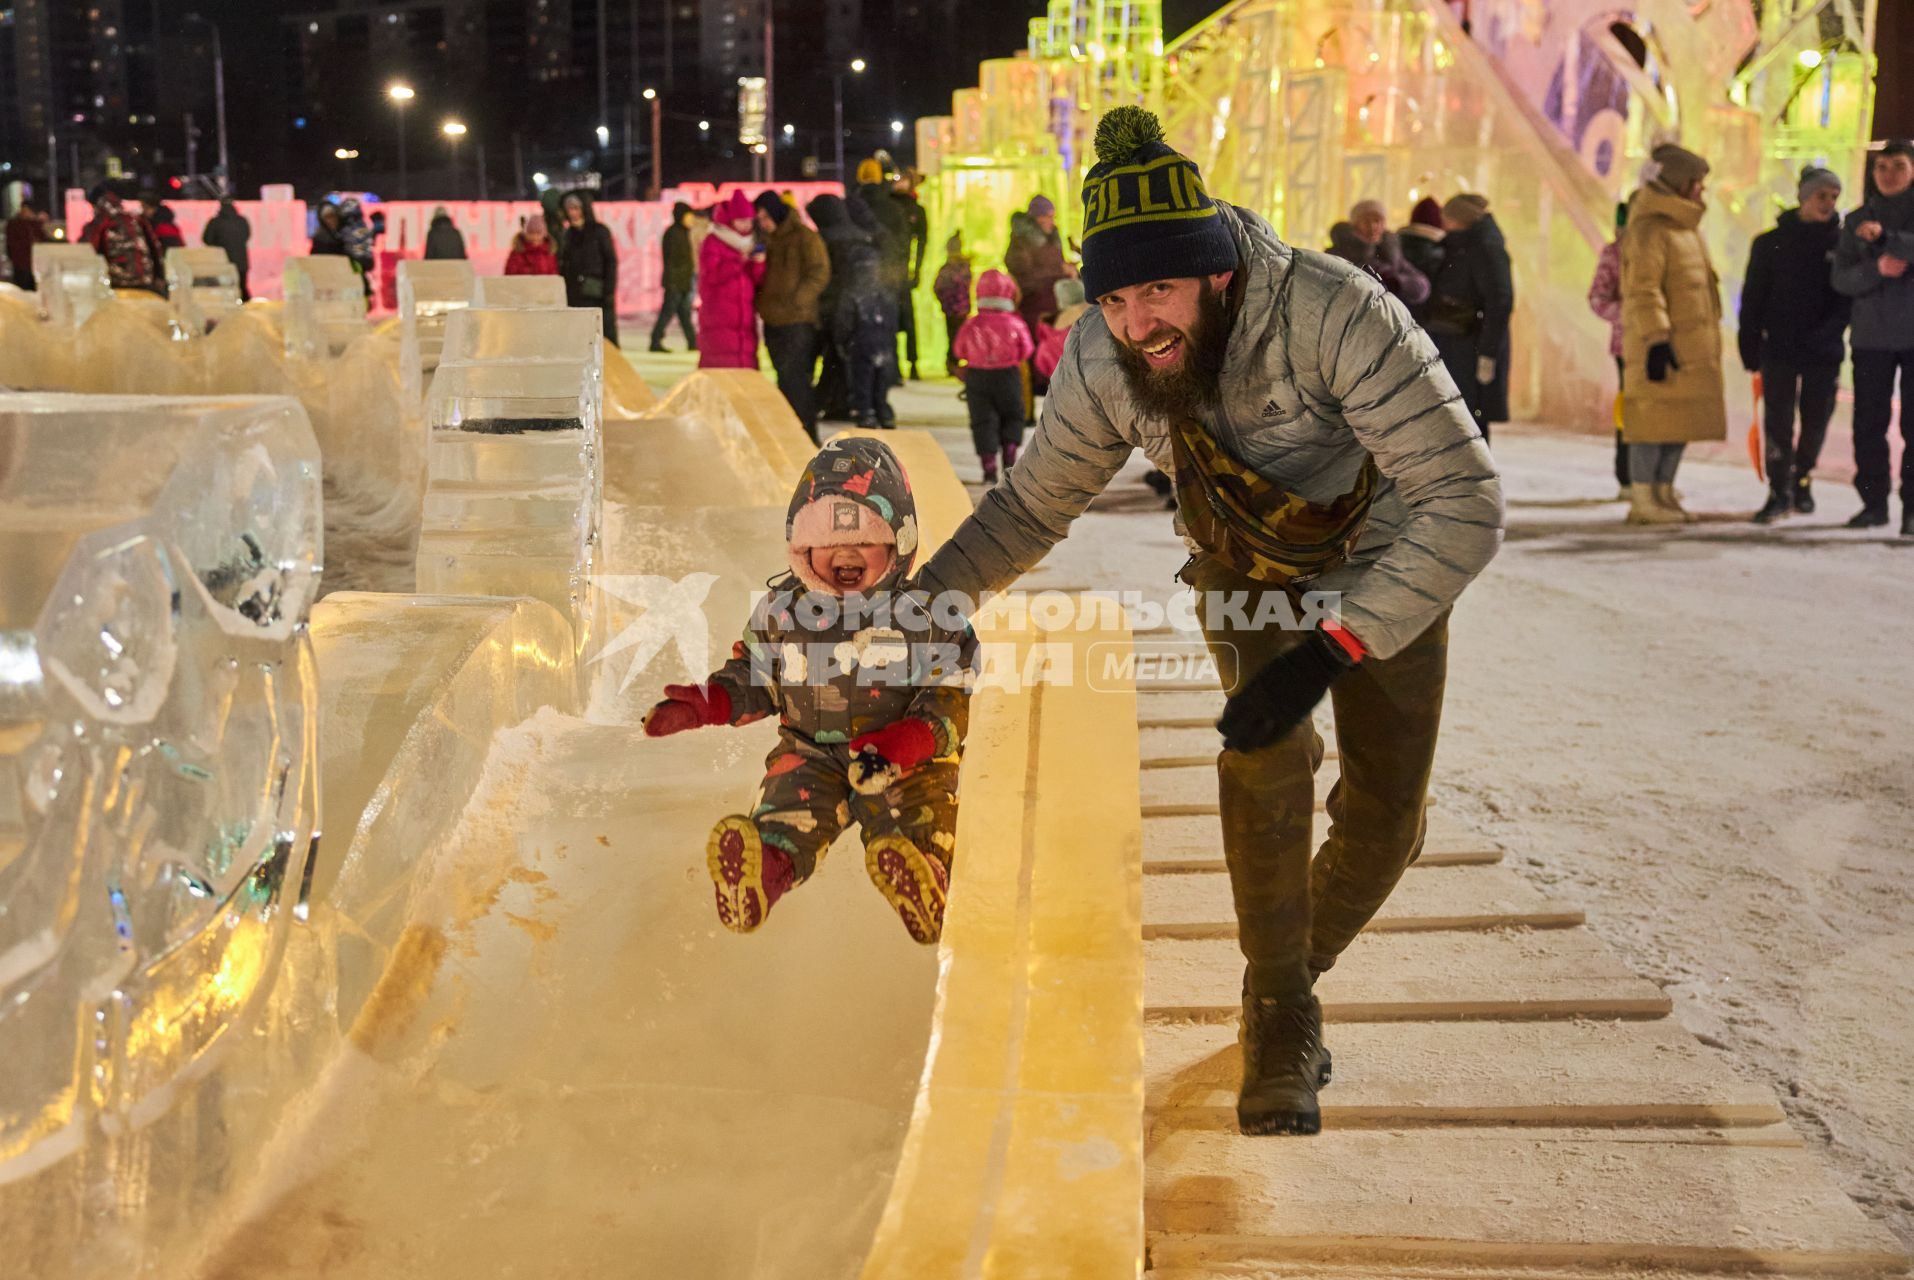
848, 719, 938, 795
642, 682, 733, 737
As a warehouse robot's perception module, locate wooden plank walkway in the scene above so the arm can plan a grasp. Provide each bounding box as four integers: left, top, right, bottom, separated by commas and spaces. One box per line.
1120, 628, 1909, 1277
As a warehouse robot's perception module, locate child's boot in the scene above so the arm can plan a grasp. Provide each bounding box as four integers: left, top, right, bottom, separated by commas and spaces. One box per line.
979, 452, 999, 486
708, 815, 796, 933
865, 834, 949, 945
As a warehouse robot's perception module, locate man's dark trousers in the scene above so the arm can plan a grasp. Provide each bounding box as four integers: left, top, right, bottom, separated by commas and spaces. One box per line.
1185, 554, 1449, 1006
1851, 348, 1914, 509
650, 288, 697, 349
764, 322, 820, 440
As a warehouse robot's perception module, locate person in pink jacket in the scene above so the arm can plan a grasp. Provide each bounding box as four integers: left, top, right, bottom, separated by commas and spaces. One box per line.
951, 268, 1036, 484
698, 191, 766, 369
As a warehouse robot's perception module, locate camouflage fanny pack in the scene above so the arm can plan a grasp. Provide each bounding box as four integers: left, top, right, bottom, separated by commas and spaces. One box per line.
1170, 416, 1379, 585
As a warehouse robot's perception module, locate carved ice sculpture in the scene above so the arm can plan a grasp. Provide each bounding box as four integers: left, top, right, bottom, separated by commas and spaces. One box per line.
164, 248, 244, 337
397, 259, 476, 406
29, 246, 111, 330
0, 393, 323, 1181
472, 273, 567, 309
281, 255, 368, 360
415, 307, 604, 678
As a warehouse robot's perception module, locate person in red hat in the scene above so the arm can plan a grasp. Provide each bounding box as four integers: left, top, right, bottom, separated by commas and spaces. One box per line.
698, 190, 767, 370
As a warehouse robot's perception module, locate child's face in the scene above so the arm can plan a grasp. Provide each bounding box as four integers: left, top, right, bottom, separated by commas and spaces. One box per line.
809, 544, 894, 594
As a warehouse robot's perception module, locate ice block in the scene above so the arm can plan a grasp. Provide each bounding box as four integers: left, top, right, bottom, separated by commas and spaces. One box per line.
29, 245, 110, 330
281, 255, 368, 360
0, 392, 323, 1186
471, 274, 567, 309
397, 259, 477, 406
164, 247, 243, 337
417, 310, 605, 681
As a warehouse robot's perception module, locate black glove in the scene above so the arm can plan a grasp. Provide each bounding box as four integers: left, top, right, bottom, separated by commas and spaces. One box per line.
1216, 629, 1360, 754
1737, 336, 1762, 375
1646, 341, 1680, 382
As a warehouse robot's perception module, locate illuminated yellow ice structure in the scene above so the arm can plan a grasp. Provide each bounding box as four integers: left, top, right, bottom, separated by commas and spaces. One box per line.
0, 393, 322, 1185
915, 0, 1877, 426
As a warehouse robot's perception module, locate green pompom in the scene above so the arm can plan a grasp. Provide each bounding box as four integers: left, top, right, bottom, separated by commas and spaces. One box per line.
1093, 106, 1166, 166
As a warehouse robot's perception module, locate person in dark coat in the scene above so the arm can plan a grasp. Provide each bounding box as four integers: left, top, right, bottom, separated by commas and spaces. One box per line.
1328, 202, 1429, 310
856, 157, 913, 383
1830, 139, 1914, 533
1738, 166, 1851, 523
1395, 197, 1446, 322
424, 206, 467, 259
201, 197, 253, 300
309, 202, 349, 256
809, 193, 896, 429
1423, 193, 1513, 443
649, 201, 697, 351
142, 195, 186, 254
558, 191, 620, 345
893, 168, 931, 378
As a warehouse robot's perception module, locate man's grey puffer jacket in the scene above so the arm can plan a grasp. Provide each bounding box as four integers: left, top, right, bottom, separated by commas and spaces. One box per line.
916, 202, 1504, 660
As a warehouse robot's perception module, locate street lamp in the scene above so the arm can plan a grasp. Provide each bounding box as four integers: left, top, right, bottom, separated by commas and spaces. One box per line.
388, 83, 415, 198
181, 14, 229, 194
890, 119, 904, 136
642, 87, 662, 201
442, 119, 467, 197
834, 57, 867, 187
334, 147, 359, 185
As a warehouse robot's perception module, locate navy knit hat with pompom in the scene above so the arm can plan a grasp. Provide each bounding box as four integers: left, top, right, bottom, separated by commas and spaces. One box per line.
1079, 107, 1239, 301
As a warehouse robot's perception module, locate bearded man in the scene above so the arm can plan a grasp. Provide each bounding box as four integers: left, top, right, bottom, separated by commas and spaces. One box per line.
914, 108, 1503, 1135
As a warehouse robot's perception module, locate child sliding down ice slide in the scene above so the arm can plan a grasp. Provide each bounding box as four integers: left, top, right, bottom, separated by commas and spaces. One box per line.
642, 437, 977, 944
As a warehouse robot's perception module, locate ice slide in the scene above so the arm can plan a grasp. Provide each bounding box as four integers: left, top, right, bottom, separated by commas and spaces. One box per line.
0, 353, 1144, 1274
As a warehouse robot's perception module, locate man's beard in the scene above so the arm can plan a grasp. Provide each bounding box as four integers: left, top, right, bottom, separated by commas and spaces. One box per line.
1113, 282, 1232, 422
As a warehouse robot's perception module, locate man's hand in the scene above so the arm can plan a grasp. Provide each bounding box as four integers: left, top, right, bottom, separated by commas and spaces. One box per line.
1216, 628, 1363, 754
848, 719, 938, 795
1879, 253, 1908, 279
1857, 220, 1884, 243
642, 682, 732, 737
1474, 355, 1496, 385
1646, 341, 1680, 383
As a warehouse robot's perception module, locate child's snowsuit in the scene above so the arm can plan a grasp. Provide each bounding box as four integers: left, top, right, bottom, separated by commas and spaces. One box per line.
700, 437, 975, 936
952, 269, 1035, 466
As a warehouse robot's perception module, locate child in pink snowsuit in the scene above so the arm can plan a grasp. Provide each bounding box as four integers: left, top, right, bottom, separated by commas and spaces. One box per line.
950, 268, 1034, 485
698, 191, 765, 369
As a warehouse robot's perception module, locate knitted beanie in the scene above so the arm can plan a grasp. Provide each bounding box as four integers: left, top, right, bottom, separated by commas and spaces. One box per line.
1077, 106, 1239, 301
1797, 166, 1842, 200
1409, 196, 1444, 229
856, 157, 884, 185
1027, 194, 1055, 218
1441, 193, 1490, 227
1650, 143, 1710, 193
753, 190, 791, 224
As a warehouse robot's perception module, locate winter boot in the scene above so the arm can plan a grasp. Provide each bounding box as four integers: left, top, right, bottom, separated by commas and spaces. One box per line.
648, 341, 668, 353
979, 453, 999, 486
1752, 490, 1791, 524
1626, 483, 1683, 525
1653, 482, 1698, 522
1846, 503, 1890, 529
1792, 475, 1815, 514
864, 834, 949, 945
1002, 441, 1020, 472
1902, 504, 1914, 538
707, 816, 796, 934
1238, 989, 1329, 1136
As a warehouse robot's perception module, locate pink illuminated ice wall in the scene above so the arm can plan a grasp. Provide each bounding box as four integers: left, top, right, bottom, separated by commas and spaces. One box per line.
63, 182, 842, 317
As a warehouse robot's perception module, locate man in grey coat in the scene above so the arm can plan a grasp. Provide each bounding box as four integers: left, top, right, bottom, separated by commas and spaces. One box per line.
1830, 139, 1914, 534
914, 108, 1503, 1136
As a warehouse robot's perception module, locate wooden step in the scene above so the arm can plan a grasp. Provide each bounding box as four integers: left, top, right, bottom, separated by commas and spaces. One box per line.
1145, 1018, 1787, 1131
1146, 1128, 1910, 1274
1140, 724, 1340, 768
1145, 929, 1673, 1023
1143, 813, 1502, 874
1140, 764, 1442, 816
1143, 866, 1583, 941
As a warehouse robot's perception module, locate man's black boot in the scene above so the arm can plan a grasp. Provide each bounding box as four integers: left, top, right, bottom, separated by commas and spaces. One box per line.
1238, 991, 1328, 1136
1792, 475, 1815, 514
1752, 491, 1791, 524
1902, 504, 1914, 538
1847, 503, 1890, 529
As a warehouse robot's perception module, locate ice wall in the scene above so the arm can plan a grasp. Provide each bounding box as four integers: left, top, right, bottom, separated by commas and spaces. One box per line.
164, 248, 243, 337
29, 246, 110, 330
282, 255, 368, 360
0, 393, 323, 1189
472, 274, 567, 308
396, 259, 477, 407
